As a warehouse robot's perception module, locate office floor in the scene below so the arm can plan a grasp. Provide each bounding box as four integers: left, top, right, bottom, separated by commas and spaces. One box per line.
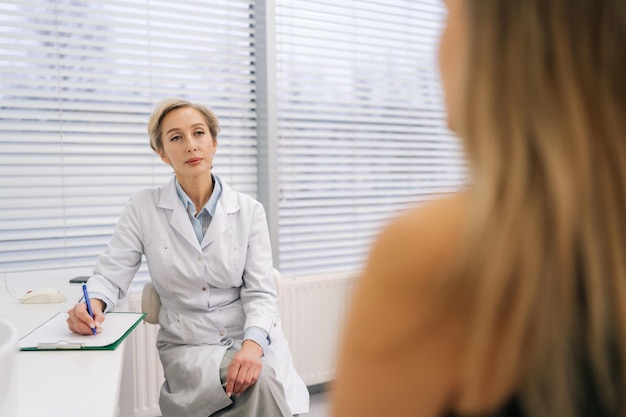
306, 390, 330, 417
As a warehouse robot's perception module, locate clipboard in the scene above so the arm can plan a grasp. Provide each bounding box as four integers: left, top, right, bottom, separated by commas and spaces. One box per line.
19, 312, 146, 351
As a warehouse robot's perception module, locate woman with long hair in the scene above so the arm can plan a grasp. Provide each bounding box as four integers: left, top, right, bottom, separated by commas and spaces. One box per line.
331, 1, 626, 416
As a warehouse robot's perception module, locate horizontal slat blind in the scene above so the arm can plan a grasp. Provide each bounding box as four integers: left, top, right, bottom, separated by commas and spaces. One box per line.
0, 0, 257, 273
275, 0, 466, 276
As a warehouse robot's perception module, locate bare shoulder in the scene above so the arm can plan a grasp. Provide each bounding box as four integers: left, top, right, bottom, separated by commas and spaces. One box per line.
331, 192, 470, 417
386, 192, 467, 240
368, 192, 469, 286
352, 191, 469, 326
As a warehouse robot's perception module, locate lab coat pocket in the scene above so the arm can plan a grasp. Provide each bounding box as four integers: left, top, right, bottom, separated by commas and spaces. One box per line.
228, 235, 246, 282
144, 235, 171, 273
205, 229, 245, 288
160, 309, 185, 342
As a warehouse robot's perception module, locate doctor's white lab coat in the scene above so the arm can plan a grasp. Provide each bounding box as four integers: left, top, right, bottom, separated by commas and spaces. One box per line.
87, 175, 309, 417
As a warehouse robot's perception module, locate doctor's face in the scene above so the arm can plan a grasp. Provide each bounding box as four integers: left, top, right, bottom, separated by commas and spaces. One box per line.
158, 106, 217, 180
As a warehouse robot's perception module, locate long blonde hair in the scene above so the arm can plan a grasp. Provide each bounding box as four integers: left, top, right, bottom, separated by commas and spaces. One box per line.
453, 1, 626, 415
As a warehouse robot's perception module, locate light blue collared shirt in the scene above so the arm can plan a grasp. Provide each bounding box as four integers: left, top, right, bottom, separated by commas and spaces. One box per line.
175, 175, 222, 244
175, 175, 269, 352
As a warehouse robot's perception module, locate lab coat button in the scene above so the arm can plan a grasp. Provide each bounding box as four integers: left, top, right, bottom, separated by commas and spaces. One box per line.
202, 287, 207, 291
198, 256, 202, 261
220, 331, 225, 336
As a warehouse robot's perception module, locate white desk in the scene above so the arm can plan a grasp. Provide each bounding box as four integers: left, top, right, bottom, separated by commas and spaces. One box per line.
1, 268, 127, 417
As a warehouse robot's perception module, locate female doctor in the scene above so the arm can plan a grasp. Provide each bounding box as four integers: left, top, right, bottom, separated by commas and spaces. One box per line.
67, 98, 309, 417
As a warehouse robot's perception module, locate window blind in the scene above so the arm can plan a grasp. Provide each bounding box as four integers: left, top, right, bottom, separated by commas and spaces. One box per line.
0, 0, 257, 273
275, 0, 466, 276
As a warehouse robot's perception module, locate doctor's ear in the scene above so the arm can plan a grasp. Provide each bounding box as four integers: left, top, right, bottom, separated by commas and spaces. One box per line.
157, 149, 170, 164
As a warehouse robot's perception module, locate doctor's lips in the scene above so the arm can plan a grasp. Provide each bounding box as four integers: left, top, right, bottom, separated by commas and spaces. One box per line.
186, 157, 203, 165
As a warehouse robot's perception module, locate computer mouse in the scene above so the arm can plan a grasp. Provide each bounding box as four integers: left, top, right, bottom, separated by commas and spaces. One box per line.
21, 288, 67, 304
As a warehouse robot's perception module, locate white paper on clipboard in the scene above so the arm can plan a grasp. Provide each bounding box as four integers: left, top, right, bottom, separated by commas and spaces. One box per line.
19, 312, 145, 350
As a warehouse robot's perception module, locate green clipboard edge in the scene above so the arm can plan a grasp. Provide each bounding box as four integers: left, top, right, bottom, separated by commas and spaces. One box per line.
21, 312, 147, 352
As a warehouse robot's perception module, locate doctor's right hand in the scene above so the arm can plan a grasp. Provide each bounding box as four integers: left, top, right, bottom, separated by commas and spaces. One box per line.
67, 299, 106, 335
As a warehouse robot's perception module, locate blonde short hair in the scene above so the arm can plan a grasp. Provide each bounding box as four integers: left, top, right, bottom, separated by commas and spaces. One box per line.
147, 98, 220, 153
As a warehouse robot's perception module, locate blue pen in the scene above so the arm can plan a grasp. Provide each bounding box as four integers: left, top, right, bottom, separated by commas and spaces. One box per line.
82, 284, 97, 335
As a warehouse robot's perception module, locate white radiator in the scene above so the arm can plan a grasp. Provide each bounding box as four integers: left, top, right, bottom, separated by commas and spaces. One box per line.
278, 273, 357, 386
118, 272, 357, 417
119, 302, 164, 417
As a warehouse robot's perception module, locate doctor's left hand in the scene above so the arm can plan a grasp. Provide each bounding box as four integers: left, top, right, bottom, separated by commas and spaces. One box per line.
225, 340, 263, 397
